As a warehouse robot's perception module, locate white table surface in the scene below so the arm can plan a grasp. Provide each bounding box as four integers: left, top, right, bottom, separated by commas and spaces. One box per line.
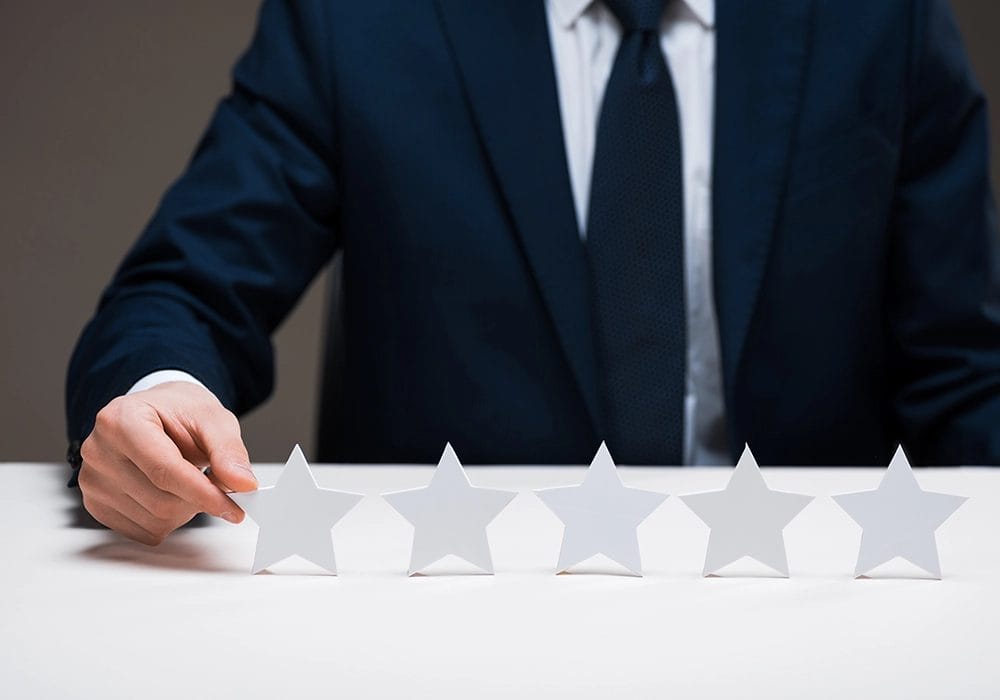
2, 462, 997, 699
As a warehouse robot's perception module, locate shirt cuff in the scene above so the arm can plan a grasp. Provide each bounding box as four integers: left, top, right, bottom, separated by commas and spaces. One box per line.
127, 369, 209, 395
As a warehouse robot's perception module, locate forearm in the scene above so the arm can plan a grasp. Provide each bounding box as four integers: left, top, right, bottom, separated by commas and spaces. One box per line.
66, 0, 341, 450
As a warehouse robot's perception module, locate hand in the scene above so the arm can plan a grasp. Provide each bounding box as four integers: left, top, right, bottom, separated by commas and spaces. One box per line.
79, 381, 258, 545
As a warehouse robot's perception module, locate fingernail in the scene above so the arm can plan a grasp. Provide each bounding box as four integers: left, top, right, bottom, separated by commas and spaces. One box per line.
234, 463, 257, 485
221, 510, 241, 524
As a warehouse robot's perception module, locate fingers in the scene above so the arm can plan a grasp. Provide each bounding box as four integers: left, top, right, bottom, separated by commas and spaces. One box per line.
187, 407, 257, 493
80, 439, 198, 545
79, 471, 162, 546
86, 461, 198, 532
90, 503, 162, 547
117, 425, 243, 524
205, 468, 233, 493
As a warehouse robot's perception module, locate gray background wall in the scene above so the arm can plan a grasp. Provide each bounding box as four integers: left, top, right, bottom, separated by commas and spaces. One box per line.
1, 1, 998, 463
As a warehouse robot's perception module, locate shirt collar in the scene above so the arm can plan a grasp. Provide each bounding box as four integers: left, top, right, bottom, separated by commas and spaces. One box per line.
683, 0, 715, 28
549, 0, 592, 29
549, 0, 715, 30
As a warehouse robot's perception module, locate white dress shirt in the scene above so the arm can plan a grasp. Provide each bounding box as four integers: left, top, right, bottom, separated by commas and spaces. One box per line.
131, 0, 730, 466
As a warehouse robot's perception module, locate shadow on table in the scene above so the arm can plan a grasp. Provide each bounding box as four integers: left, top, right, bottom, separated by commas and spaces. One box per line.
75, 535, 240, 573
68, 504, 238, 573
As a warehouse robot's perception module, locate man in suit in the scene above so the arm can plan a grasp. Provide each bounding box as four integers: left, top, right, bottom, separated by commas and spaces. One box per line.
67, 0, 1000, 544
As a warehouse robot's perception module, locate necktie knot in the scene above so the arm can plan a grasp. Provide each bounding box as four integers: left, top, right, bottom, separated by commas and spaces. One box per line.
603, 0, 669, 32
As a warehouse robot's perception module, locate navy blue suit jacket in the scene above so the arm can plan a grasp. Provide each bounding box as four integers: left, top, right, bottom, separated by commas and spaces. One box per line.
67, 0, 1000, 467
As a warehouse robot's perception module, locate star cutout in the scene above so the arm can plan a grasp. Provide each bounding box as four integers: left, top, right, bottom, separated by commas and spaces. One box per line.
833, 446, 967, 579
382, 443, 517, 575
535, 442, 667, 576
681, 445, 813, 577
230, 445, 362, 574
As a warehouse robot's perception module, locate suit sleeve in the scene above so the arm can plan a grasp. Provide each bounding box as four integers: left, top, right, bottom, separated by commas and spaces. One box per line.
65, 0, 339, 451
889, 0, 1000, 464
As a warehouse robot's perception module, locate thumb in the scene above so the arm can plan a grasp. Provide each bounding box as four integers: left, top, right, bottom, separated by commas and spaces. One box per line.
195, 406, 257, 493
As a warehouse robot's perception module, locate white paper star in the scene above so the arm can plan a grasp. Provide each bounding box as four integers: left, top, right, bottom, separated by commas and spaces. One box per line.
230, 445, 362, 574
382, 443, 517, 575
680, 445, 813, 577
833, 446, 967, 579
535, 442, 667, 576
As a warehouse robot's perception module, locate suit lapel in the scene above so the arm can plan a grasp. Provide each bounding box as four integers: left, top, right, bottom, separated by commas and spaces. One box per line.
713, 0, 815, 447
433, 0, 815, 449
434, 0, 602, 434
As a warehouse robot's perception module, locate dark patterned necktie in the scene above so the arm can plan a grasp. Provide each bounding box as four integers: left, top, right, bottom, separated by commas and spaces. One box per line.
586, 0, 685, 465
